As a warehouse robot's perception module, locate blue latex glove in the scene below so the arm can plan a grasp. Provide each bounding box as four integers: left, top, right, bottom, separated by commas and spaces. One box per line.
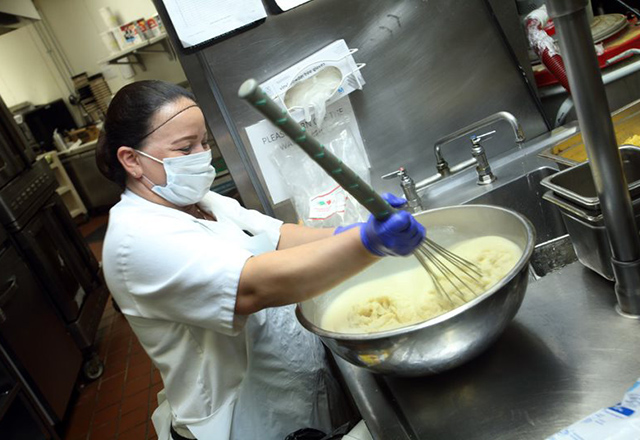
334, 194, 406, 235
361, 193, 425, 256
335, 193, 426, 257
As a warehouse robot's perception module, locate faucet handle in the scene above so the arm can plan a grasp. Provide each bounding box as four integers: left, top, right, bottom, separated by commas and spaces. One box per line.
382, 167, 410, 180
470, 130, 497, 145
381, 167, 423, 213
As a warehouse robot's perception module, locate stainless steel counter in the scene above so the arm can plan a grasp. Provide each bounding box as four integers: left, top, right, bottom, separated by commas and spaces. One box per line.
335, 261, 640, 439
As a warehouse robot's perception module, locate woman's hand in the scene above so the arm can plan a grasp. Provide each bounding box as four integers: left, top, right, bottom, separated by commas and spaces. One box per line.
336, 193, 425, 257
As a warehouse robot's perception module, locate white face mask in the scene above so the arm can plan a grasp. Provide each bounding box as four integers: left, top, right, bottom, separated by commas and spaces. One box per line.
136, 149, 216, 206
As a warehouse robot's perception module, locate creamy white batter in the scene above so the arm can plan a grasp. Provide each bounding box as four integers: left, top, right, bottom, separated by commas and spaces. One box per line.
321, 236, 522, 334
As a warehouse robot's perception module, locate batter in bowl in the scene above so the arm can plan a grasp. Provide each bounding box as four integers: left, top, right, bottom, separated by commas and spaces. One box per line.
321, 235, 522, 334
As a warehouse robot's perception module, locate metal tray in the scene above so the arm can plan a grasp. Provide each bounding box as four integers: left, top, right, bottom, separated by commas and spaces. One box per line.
542, 190, 640, 281
540, 145, 640, 210
538, 98, 640, 168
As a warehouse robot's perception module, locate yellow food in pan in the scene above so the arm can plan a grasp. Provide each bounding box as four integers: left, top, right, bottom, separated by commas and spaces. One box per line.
546, 100, 640, 165
550, 134, 640, 164
623, 134, 640, 146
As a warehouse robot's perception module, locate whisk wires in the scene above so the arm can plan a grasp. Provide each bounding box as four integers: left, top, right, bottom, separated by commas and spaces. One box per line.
414, 238, 484, 306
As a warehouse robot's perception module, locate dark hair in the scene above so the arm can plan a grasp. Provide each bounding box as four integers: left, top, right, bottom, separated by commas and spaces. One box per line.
96, 80, 196, 188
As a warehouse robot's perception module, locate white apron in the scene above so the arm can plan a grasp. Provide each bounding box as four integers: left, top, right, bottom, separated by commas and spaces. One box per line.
149, 233, 346, 440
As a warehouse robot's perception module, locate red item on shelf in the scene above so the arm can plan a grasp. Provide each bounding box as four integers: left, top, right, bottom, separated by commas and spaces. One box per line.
526, 17, 571, 91
534, 18, 640, 89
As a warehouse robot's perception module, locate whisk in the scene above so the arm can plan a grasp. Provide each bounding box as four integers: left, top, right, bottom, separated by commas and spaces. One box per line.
238, 79, 483, 305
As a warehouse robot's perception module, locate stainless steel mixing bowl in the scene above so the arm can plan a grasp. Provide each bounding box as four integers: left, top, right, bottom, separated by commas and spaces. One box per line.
296, 205, 536, 376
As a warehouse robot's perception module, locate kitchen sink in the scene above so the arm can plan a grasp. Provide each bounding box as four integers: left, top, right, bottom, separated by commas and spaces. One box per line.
465, 166, 577, 278
466, 167, 566, 244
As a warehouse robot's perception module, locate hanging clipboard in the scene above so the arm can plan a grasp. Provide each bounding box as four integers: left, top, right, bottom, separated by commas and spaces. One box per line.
265, 0, 313, 13
159, 0, 267, 53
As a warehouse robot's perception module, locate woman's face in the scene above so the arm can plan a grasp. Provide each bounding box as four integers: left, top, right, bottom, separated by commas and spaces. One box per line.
137, 98, 210, 186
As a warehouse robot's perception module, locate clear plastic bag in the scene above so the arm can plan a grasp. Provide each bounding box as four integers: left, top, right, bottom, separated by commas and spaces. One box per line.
284, 66, 344, 129
270, 99, 371, 228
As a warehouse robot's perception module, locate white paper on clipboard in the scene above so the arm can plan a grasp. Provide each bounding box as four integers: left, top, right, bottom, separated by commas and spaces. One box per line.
274, 0, 313, 11
161, 0, 266, 48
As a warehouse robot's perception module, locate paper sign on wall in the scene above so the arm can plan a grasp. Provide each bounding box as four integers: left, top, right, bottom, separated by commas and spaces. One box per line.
244, 98, 367, 205
272, 0, 313, 12
160, 0, 266, 49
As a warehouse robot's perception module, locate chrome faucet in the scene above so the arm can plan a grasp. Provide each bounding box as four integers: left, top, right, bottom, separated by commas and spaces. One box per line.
470, 131, 497, 185
383, 112, 525, 202
433, 111, 525, 178
381, 167, 424, 213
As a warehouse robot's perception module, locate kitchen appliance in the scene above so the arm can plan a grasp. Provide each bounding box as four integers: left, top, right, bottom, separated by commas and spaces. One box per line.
0, 100, 108, 425
0, 122, 25, 189
60, 143, 123, 213
0, 98, 30, 188
22, 99, 77, 152
0, 344, 60, 439
0, 221, 83, 423
297, 205, 535, 376
12, 113, 40, 153
1, 98, 37, 165
0, 160, 107, 351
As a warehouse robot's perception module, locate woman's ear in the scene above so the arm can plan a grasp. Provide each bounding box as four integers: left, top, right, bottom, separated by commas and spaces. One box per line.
117, 146, 143, 179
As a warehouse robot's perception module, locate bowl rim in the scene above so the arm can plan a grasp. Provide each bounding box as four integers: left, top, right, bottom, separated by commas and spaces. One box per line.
295, 204, 536, 341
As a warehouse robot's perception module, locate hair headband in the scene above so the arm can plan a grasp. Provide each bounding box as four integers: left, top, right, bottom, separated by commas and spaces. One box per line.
136, 103, 200, 146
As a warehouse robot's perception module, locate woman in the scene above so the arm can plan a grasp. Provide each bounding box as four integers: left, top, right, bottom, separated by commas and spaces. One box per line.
97, 80, 424, 440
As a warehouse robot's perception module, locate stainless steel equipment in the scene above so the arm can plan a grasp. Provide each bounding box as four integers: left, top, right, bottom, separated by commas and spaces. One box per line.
547, 0, 640, 317
384, 112, 526, 199
470, 131, 498, 185
543, 190, 640, 280
468, 167, 567, 245
540, 145, 640, 210
59, 143, 122, 213
541, 146, 640, 280
240, 79, 484, 304
154, 0, 549, 221
381, 168, 423, 213
302, 132, 634, 439
431, 112, 525, 186
335, 260, 640, 440
296, 205, 535, 376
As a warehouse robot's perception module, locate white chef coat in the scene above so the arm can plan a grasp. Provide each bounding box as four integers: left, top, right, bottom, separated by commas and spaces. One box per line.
102, 190, 348, 440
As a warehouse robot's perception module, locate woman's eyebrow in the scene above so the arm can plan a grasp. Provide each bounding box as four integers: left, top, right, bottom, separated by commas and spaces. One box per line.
171, 135, 199, 144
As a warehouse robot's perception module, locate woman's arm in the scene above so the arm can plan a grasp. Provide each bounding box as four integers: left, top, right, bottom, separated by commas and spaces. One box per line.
236, 228, 377, 315
277, 223, 335, 249
237, 196, 425, 316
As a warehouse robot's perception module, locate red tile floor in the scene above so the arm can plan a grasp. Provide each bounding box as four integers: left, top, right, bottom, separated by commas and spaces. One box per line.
64, 214, 161, 440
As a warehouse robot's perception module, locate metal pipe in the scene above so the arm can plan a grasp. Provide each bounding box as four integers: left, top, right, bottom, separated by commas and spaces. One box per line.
547, 0, 640, 317
415, 159, 477, 192
433, 111, 525, 166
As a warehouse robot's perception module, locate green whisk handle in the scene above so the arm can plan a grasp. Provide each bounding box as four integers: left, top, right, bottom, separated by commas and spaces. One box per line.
238, 79, 393, 221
